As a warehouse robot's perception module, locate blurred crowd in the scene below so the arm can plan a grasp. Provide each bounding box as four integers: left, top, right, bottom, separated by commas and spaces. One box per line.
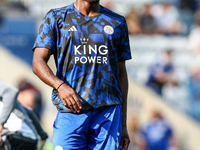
110, 0, 200, 122
128, 108, 181, 150
126, 2, 183, 35
124, 0, 198, 36
120, 1, 200, 149
117, 0, 200, 121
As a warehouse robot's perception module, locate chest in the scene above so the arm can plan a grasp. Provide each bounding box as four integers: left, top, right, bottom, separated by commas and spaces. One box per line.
56, 13, 120, 46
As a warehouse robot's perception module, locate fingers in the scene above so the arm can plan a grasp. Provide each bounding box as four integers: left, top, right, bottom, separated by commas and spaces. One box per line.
72, 94, 82, 109
66, 97, 77, 113
62, 97, 81, 113
58, 85, 82, 113
70, 96, 82, 113
70, 93, 83, 113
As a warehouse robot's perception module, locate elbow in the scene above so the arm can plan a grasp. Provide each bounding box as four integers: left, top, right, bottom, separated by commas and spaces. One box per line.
32, 62, 37, 75
32, 60, 39, 76
32, 68, 37, 75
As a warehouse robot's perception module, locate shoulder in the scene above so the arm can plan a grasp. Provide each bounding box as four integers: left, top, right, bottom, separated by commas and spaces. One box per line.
101, 6, 126, 25
52, 4, 73, 14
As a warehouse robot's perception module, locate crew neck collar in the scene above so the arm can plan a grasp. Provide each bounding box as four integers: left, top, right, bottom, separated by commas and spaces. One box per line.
73, 3, 102, 18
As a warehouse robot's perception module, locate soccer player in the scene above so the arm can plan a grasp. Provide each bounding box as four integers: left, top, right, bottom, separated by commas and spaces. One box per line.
0, 79, 48, 150
32, 0, 132, 149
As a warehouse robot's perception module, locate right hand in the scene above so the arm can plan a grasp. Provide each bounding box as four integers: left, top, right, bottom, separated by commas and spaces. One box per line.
57, 83, 82, 113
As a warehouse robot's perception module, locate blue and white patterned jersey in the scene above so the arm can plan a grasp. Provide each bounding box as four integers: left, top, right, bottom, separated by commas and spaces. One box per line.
33, 3, 132, 112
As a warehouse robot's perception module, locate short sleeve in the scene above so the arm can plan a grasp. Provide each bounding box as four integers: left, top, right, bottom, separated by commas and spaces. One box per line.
32, 10, 57, 53
117, 18, 132, 61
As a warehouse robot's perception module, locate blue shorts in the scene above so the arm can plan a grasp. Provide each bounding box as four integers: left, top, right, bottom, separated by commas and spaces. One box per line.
53, 105, 122, 150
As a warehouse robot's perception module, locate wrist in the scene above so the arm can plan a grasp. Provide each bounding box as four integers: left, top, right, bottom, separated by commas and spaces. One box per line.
56, 82, 65, 90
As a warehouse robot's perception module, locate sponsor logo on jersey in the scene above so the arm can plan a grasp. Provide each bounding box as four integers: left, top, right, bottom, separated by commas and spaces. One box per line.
68, 26, 77, 31
80, 38, 89, 44
55, 145, 63, 150
104, 25, 114, 35
74, 38, 108, 64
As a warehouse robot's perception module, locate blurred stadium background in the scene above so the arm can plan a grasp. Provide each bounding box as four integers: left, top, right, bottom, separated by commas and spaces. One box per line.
0, 0, 200, 149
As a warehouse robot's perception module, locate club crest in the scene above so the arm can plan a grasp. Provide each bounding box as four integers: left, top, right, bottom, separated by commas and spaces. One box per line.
104, 25, 114, 35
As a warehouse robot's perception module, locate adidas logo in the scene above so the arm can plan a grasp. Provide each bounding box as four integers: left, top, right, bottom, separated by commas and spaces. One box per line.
68, 26, 77, 31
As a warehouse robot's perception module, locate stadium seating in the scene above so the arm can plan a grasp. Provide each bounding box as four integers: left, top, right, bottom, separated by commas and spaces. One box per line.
127, 35, 195, 117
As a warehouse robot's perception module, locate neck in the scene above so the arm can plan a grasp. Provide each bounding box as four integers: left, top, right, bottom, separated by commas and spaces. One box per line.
74, 0, 101, 17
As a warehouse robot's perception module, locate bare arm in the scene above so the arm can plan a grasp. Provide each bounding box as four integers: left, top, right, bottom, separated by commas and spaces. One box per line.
32, 48, 60, 89
118, 61, 130, 150
32, 48, 82, 113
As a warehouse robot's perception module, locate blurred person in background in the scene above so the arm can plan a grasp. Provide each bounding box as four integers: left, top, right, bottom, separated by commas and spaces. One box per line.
128, 116, 145, 150
187, 64, 200, 121
0, 9, 3, 26
188, 9, 200, 55
139, 3, 157, 35
153, 0, 180, 7
146, 50, 178, 96
179, 0, 197, 35
151, 1, 183, 35
0, 79, 48, 150
102, 0, 113, 10
32, 0, 132, 149
180, 0, 199, 13
141, 108, 180, 150
125, 8, 141, 35
17, 78, 44, 120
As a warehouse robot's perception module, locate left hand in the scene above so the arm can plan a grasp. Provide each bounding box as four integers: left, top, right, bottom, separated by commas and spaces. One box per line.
120, 126, 130, 150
